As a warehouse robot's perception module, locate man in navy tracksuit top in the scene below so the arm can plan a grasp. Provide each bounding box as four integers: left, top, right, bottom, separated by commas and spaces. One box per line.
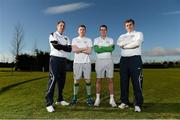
117, 19, 144, 112
45, 20, 72, 112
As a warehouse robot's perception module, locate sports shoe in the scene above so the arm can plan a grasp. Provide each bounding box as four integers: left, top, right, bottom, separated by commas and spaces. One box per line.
109, 99, 117, 107
134, 106, 141, 112
55, 100, 69, 106
46, 105, 55, 112
71, 98, 77, 105
94, 98, 100, 107
87, 98, 94, 106
118, 103, 129, 109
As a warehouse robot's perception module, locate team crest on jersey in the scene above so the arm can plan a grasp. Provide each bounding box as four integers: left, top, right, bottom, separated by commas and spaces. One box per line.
63, 37, 68, 44
64, 37, 68, 40
77, 40, 81, 43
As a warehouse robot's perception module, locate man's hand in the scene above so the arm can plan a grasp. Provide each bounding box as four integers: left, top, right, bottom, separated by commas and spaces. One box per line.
121, 45, 125, 49
97, 45, 102, 48
82, 47, 91, 54
72, 45, 90, 54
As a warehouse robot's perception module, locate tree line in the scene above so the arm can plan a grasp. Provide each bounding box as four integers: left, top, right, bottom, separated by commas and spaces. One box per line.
0, 52, 180, 71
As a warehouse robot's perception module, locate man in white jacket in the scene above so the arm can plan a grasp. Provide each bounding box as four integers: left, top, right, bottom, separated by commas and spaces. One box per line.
45, 20, 71, 112
117, 19, 144, 112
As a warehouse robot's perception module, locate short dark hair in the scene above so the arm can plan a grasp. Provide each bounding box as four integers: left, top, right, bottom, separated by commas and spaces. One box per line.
78, 24, 86, 30
100, 25, 108, 30
57, 20, 65, 25
124, 19, 135, 25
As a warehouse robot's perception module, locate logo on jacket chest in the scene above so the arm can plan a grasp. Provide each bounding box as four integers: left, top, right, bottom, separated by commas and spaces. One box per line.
57, 36, 68, 45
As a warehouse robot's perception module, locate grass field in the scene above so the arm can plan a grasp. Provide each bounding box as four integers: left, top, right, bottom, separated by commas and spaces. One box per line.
0, 68, 180, 119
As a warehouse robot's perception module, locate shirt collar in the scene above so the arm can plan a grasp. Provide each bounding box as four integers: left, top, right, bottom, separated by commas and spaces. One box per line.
127, 30, 136, 35
100, 36, 107, 40
78, 36, 85, 39
99, 36, 108, 40
55, 31, 63, 36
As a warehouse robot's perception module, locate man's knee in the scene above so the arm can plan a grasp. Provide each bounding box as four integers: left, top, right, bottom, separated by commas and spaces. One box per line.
85, 79, 91, 84
74, 80, 80, 84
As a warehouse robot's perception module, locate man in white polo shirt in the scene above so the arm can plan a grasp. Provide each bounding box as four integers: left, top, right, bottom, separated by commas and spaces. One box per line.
94, 25, 117, 107
71, 25, 94, 106
117, 19, 144, 112
45, 20, 71, 112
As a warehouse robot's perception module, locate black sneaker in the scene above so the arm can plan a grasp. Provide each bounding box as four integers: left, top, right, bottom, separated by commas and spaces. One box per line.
71, 98, 77, 105
87, 98, 94, 106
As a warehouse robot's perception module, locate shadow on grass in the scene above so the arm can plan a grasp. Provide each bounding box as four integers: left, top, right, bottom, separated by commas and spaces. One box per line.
142, 103, 180, 113
0, 76, 47, 95
52, 103, 180, 113
0, 74, 21, 77
0, 72, 35, 77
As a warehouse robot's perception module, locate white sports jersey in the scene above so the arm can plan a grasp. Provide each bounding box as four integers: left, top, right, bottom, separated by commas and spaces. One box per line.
94, 37, 114, 59
117, 31, 143, 57
49, 31, 71, 58
72, 36, 92, 63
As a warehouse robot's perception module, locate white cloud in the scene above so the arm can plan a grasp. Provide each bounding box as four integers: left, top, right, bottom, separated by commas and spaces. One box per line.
163, 10, 180, 15
0, 53, 14, 63
45, 2, 93, 14
143, 47, 180, 56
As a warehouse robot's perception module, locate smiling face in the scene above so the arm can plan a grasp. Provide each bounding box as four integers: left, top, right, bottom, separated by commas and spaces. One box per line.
125, 21, 134, 33
56, 22, 65, 34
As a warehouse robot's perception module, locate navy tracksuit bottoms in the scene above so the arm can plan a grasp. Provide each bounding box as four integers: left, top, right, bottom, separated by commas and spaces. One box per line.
120, 55, 143, 106
45, 56, 67, 106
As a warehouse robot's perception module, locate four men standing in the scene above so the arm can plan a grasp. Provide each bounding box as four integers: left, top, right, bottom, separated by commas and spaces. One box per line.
46, 19, 144, 113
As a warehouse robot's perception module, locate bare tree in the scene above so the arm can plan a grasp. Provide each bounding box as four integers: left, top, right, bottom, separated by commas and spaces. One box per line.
11, 23, 24, 61
32, 39, 38, 56
0, 54, 5, 63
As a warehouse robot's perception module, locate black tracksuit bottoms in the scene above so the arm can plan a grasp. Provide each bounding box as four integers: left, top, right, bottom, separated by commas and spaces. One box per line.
120, 55, 143, 106
45, 56, 67, 106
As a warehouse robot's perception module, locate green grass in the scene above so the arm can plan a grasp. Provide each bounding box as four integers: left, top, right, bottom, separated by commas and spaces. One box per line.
0, 68, 180, 119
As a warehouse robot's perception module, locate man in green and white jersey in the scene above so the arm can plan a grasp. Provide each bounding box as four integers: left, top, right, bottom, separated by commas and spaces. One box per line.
94, 25, 117, 107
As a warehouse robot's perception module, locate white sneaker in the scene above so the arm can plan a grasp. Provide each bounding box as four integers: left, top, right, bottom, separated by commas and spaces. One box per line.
46, 105, 55, 112
55, 100, 69, 106
118, 103, 129, 109
134, 106, 141, 112
109, 99, 117, 107
94, 98, 100, 107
